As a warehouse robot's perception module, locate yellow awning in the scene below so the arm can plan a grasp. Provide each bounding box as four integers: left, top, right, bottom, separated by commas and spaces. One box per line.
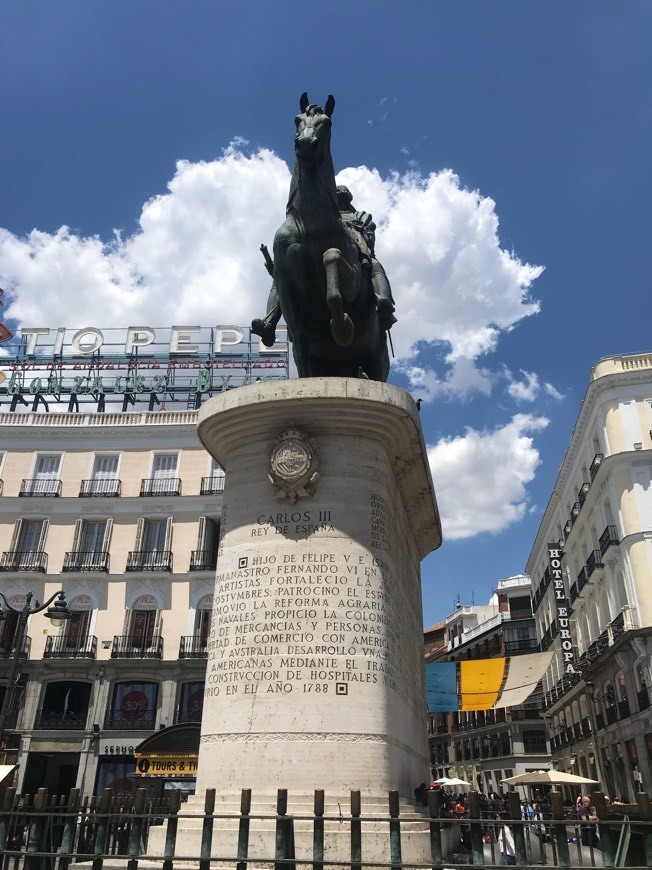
460, 658, 505, 710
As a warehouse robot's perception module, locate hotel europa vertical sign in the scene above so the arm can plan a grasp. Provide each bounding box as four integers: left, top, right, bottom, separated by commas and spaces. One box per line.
547, 544, 577, 675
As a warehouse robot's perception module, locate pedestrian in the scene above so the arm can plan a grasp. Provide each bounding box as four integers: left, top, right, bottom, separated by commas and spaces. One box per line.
497, 813, 516, 865
577, 796, 601, 850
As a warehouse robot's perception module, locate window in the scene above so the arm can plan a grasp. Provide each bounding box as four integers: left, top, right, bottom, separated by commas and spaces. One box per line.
151, 454, 178, 492
201, 458, 225, 495
64, 519, 112, 571
81, 454, 121, 497
35, 681, 91, 730
177, 682, 205, 724
0, 519, 49, 571
112, 596, 163, 658
127, 518, 173, 571
21, 455, 61, 496
92, 455, 119, 479
190, 518, 220, 570
105, 681, 159, 730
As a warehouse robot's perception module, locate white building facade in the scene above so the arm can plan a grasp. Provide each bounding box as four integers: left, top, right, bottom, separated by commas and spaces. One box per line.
528, 352, 652, 800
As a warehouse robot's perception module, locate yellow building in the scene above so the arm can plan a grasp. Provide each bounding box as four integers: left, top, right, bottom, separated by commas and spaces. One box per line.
0, 408, 222, 796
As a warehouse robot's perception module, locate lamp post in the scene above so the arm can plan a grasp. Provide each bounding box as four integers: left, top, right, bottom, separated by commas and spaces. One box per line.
0, 590, 71, 744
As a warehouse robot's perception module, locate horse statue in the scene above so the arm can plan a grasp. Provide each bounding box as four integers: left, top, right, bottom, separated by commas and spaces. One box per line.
253, 93, 391, 382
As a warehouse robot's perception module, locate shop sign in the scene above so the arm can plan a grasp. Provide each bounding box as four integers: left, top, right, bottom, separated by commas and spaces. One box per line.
134, 755, 198, 776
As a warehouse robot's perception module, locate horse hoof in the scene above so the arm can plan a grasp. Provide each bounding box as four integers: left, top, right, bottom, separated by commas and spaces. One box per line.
331, 314, 354, 347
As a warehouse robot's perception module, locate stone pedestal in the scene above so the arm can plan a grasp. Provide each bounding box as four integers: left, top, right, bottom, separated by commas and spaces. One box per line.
196, 377, 440, 799
161, 378, 441, 863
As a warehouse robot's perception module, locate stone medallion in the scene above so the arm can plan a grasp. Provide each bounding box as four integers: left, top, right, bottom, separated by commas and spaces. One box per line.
268, 425, 320, 502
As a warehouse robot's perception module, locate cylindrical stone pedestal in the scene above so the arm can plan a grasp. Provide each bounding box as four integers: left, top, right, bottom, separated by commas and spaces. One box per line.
196, 378, 441, 802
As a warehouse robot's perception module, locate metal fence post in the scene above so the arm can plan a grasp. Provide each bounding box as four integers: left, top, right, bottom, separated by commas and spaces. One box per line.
92, 788, 113, 870
636, 792, 652, 867
508, 792, 527, 866
467, 791, 483, 865
126, 788, 147, 870
0, 787, 17, 854
312, 789, 324, 870
350, 790, 362, 870
550, 790, 570, 868
58, 788, 80, 870
162, 788, 181, 870
236, 788, 251, 870
427, 788, 442, 865
25, 788, 48, 870
593, 791, 616, 868
275, 788, 294, 870
388, 791, 402, 870
199, 788, 215, 870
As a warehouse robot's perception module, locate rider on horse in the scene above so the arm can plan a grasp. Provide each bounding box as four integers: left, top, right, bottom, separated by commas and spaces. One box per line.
252, 185, 396, 348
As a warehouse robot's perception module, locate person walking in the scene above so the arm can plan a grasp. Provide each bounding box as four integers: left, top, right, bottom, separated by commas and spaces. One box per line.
497, 813, 516, 865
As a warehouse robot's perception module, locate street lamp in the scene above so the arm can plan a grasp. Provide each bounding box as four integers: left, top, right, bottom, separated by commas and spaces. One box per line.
0, 590, 71, 743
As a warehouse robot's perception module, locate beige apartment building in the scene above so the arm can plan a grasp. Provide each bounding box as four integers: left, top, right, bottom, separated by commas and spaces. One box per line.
0, 409, 221, 797
528, 352, 652, 800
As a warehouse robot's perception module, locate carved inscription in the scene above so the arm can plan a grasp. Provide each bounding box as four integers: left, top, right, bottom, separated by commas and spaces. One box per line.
206, 499, 421, 716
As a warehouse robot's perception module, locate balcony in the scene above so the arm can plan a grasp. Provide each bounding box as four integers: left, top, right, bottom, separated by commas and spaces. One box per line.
563, 520, 573, 538
577, 482, 590, 508
110, 634, 163, 659
589, 453, 603, 480
200, 476, 225, 496
126, 550, 172, 572
190, 549, 218, 571
140, 478, 181, 497
34, 710, 88, 730
599, 525, 619, 555
179, 635, 208, 659
577, 566, 588, 592
605, 705, 617, 726
618, 699, 631, 720
44, 635, 97, 659
104, 710, 157, 731
19, 478, 61, 497
503, 638, 539, 655
586, 549, 603, 578
0, 635, 31, 659
79, 478, 122, 498
570, 502, 581, 523
0, 550, 48, 572
62, 550, 110, 572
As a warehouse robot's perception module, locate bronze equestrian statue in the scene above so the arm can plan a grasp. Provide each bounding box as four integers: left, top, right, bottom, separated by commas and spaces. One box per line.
251, 93, 395, 381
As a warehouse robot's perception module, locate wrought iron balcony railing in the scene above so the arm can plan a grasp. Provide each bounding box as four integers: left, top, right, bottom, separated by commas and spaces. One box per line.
19, 478, 61, 497
599, 524, 619, 555
103, 710, 157, 731
179, 635, 208, 658
577, 482, 590, 507
79, 478, 122, 497
126, 550, 172, 572
589, 452, 603, 480
34, 710, 88, 730
44, 635, 97, 659
638, 687, 650, 712
189, 549, 218, 571
0, 550, 48, 572
0, 635, 31, 659
200, 476, 225, 495
586, 549, 603, 578
140, 478, 181, 497
110, 634, 163, 659
62, 551, 110, 572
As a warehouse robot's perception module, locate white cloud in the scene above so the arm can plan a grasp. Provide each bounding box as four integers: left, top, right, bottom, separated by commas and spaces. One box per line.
544, 382, 565, 400
427, 414, 549, 540
0, 143, 543, 401
507, 369, 540, 402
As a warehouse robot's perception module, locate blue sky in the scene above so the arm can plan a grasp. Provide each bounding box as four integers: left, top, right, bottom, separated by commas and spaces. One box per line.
1, 1, 650, 627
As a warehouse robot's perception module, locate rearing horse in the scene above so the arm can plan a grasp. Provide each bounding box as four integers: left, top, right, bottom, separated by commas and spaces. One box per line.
272, 93, 390, 381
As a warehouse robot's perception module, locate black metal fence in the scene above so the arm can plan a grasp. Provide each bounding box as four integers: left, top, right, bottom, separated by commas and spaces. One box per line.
2, 786, 652, 869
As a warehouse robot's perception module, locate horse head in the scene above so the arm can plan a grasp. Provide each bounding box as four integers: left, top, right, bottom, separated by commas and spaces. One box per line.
294, 92, 335, 166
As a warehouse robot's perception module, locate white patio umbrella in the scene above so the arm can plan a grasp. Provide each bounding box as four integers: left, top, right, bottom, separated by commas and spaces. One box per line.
501, 770, 599, 786
435, 776, 472, 787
